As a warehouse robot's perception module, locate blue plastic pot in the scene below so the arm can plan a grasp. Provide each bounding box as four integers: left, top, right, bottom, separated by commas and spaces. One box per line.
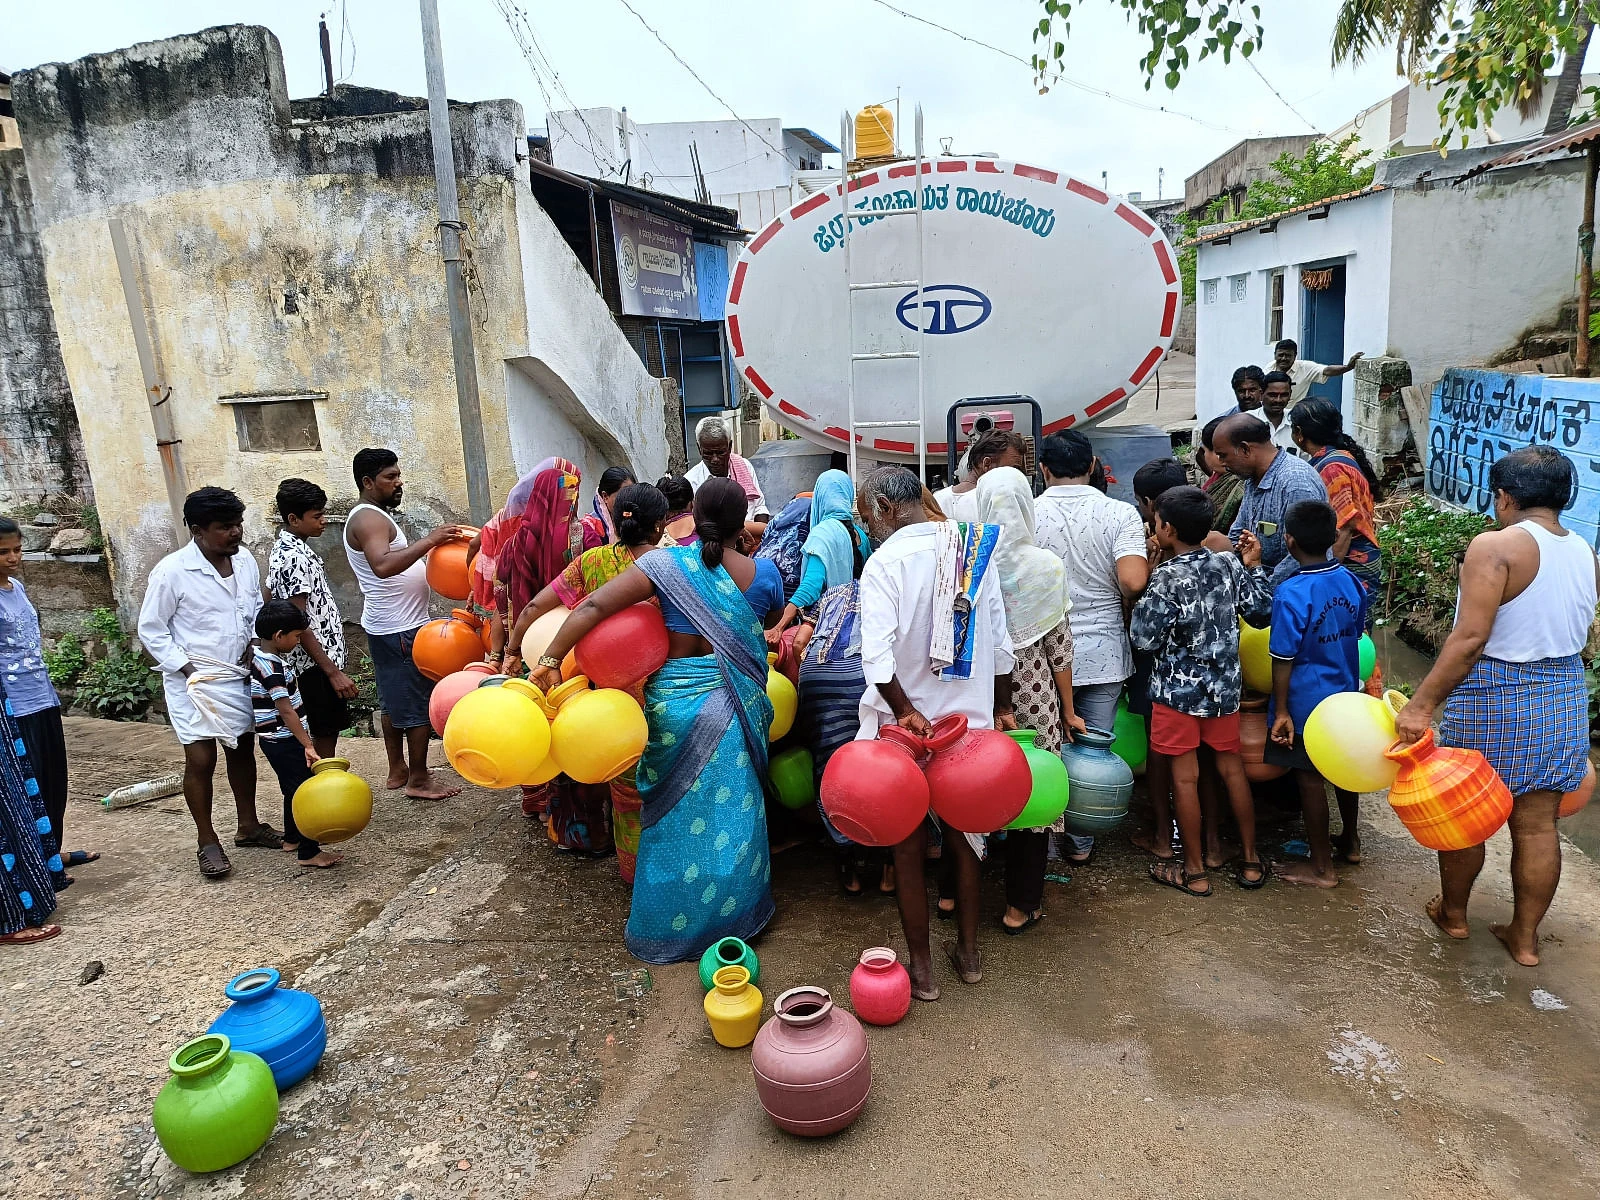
206, 967, 326, 1091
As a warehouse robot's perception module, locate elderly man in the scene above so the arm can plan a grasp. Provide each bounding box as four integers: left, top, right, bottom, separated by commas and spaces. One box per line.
1273, 338, 1364, 405
857, 465, 1014, 1001
1206, 413, 1328, 588
1395, 446, 1598, 966
138, 487, 276, 879
686, 418, 769, 527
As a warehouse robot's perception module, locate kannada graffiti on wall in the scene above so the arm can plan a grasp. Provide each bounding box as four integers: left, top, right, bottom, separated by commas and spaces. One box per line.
1427, 368, 1600, 548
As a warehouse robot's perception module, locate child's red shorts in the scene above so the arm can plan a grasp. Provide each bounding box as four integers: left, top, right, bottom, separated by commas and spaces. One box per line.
1150, 703, 1241, 755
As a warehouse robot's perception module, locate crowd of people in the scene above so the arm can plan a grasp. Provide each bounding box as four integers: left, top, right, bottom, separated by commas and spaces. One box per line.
1, 379, 1594, 981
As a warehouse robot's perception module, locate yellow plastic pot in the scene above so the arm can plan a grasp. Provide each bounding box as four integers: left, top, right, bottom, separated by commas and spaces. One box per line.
1304, 690, 1408, 794
443, 678, 551, 789
766, 653, 797, 742
1238, 620, 1273, 695
539, 676, 648, 784
290, 757, 373, 843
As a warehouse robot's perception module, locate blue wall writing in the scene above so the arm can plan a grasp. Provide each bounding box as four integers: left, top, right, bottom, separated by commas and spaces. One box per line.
1427, 368, 1600, 549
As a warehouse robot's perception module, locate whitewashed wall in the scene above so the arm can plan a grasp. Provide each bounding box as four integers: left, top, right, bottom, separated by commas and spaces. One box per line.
1194, 190, 1394, 424
1387, 160, 1583, 395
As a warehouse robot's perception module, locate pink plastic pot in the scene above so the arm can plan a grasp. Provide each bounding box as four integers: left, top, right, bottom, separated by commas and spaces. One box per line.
428, 662, 497, 736
848, 947, 910, 1027
751, 986, 870, 1137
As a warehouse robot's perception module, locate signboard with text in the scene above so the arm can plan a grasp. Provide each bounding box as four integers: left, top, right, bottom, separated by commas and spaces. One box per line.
1427, 368, 1600, 549
612, 202, 698, 320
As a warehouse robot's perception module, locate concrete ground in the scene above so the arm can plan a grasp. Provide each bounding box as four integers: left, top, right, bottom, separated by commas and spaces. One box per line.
1108, 349, 1196, 435
3, 716, 1600, 1199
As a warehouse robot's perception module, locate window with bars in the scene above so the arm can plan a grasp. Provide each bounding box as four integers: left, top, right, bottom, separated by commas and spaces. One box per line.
1202, 278, 1218, 305
1229, 274, 1247, 303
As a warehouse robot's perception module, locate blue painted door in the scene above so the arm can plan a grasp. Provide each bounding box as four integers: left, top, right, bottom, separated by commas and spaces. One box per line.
1301, 263, 1346, 407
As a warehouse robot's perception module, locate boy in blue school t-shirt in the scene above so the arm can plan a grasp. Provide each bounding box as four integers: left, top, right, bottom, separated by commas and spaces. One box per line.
1266, 499, 1369, 888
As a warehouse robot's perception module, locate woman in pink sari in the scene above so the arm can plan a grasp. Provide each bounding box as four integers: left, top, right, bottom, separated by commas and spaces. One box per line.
470, 458, 578, 663
496, 461, 613, 856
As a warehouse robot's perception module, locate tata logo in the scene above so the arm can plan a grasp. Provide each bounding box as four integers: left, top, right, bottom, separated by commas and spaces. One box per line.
895, 284, 992, 335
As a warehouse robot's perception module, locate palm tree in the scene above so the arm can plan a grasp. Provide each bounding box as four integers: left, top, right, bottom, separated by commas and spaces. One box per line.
1331, 1, 1595, 134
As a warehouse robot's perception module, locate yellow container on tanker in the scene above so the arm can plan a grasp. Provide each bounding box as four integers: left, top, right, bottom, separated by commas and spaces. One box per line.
855, 105, 894, 158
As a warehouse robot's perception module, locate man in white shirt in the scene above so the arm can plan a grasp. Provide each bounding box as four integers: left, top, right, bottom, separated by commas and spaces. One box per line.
1273, 338, 1363, 405
137, 487, 277, 879
1035, 432, 1152, 862
685, 420, 769, 527
1259, 371, 1301, 454
857, 465, 1014, 1002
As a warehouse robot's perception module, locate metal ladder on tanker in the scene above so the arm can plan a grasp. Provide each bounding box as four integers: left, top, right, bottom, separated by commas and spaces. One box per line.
840, 104, 928, 483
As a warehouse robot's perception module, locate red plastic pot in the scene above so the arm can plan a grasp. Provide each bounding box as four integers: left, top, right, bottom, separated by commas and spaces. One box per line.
820, 727, 928, 847
574, 602, 669, 690
751, 986, 870, 1137
848, 947, 910, 1027
922, 715, 1030, 834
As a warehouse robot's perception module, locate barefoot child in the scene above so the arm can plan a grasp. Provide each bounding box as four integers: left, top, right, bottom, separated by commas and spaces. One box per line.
1266, 500, 1368, 887
1130, 487, 1273, 896
249, 601, 341, 869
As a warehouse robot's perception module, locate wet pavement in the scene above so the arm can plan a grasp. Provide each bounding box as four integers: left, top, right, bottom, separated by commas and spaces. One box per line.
3, 717, 1600, 1198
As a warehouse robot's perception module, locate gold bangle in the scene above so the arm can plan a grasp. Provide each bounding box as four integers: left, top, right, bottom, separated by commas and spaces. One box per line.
537, 654, 562, 670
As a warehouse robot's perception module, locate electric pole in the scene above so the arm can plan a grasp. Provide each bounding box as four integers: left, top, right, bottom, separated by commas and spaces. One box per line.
419, 0, 493, 523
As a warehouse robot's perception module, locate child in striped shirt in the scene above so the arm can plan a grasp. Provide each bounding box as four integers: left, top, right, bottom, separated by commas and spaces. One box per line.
250, 601, 340, 868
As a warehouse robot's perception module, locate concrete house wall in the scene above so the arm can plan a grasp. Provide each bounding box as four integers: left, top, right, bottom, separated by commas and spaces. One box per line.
1387, 157, 1584, 393
1194, 191, 1394, 424
13, 25, 667, 617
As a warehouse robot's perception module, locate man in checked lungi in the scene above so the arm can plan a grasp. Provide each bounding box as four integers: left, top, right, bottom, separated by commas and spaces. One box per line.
1395, 446, 1599, 966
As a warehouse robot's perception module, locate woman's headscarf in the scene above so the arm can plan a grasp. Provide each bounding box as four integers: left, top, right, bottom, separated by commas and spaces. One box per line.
975, 466, 1069, 650
800, 469, 859, 590
499, 461, 581, 615
471, 457, 576, 608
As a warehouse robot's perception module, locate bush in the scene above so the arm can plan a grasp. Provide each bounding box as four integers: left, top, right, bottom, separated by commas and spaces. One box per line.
64, 606, 160, 720
340, 651, 380, 736
43, 633, 87, 687
1376, 495, 1492, 654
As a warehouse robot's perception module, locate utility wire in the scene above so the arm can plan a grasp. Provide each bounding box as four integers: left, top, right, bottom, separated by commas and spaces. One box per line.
613, 0, 790, 160
866, 0, 1263, 138
1245, 57, 1319, 131
492, 0, 623, 176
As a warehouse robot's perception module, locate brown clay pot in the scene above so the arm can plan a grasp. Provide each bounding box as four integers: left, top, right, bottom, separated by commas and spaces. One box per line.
1238, 699, 1287, 784
750, 986, 870, 1137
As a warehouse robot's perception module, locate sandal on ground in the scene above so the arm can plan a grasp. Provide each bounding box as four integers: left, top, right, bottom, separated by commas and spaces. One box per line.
1235, 859, 1268, 890
197, 843, 232, 879
0, 924, 62, 945
1148, 859, 1211, 897
1063, 847, 1096, 868
945, 942, 983, 984
838, 862, 865, 899
1001, 911, 1044, 937
62, 850, 100, 867
935, 899, 956, 921
233, 824, 284, 850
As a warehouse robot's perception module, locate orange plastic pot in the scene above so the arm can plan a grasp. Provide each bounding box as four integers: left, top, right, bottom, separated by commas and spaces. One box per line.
1238, 701, 1287, 784
1560, 762, 1596, 819
412, 609, 486, 682
1383, 730, 1512, 852
425, 529, 477, 601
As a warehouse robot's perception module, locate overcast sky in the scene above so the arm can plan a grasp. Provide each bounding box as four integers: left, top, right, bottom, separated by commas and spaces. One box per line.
11, 0, 1419, 201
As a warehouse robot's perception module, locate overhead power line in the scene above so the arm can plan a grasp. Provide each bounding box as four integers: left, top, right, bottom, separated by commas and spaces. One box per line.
492, 0, 624, 176
866, 0, 1264, 138
1245, 57, 1319, 131
613, 0, 790, 161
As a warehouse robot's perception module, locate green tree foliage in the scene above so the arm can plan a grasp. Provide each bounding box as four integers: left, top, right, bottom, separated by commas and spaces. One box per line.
1032, 1, 1600, 148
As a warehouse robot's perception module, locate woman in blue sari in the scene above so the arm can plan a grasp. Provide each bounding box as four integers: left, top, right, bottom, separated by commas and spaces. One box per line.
0, 675, 61, 946
533, 477, 785, 963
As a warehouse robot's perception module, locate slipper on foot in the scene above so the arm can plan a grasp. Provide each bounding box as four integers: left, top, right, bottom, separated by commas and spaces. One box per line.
233, 825, 284, 850
1001, 911, 1044, 937
1149, 860, 1211, 898
62, 850, 99, 867
197, 844, 232, 879
1235, 859, 1268, 890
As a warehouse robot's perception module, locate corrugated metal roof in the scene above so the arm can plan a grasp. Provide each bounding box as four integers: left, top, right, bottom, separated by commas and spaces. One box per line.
1188, 185, 1388, 245
1462, 117, 1600, 177
783, 127, 841, 155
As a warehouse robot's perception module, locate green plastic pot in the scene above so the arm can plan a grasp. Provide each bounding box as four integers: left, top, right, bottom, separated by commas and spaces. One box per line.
698, 935, 760, 991
768, 745, 815, 811
1003, 729, 1071, 830
152, 1034, 278, 1173
1110, 694, 1148, 774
